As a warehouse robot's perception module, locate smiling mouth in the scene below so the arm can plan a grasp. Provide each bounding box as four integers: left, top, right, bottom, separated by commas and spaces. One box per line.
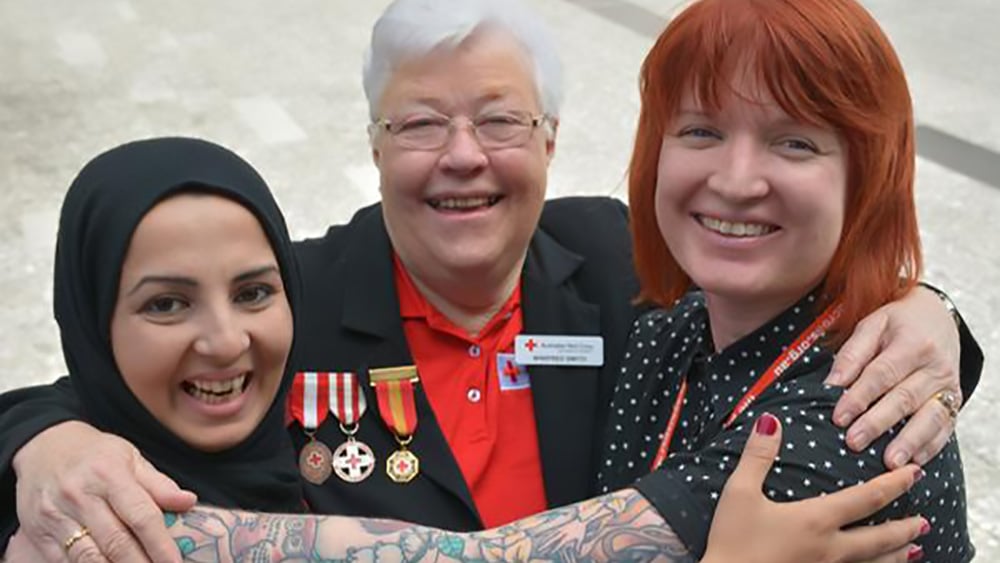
697, 214, 778, 238
181, 372, 252, 404
427, 195, 503, 211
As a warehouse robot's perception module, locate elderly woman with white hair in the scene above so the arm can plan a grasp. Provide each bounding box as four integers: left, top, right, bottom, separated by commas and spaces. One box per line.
1, 0, 980, 561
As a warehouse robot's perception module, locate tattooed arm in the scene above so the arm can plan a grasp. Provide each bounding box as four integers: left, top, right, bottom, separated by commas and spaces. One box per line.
165, 489, 692, 562
156, 416, 929, 563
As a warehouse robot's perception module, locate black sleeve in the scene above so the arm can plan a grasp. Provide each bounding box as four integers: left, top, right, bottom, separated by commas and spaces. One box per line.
956, 310, 982, 403
918, 282, 983, 402
0, 377, 83, 549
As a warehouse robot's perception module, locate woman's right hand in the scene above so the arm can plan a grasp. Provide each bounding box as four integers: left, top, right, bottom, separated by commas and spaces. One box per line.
703, 413, 928, 563
12, 421, 196, 563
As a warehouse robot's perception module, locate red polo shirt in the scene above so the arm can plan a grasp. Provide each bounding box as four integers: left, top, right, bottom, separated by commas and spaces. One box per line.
394, 257, 547, 527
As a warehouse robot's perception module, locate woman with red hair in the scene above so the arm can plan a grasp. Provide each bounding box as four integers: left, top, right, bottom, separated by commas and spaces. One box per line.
599, 0, 972, 561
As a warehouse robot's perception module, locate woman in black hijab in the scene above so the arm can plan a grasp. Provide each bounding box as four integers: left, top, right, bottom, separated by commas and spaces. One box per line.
2, 136, 304, 550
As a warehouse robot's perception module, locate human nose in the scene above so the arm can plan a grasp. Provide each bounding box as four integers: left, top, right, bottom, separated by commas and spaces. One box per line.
438, 117, 488, 173
706, 136, 770, 200
193, 303, 250, 363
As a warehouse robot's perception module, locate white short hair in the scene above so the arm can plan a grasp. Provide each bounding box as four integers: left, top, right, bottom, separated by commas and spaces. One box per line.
362, 0, 564, 120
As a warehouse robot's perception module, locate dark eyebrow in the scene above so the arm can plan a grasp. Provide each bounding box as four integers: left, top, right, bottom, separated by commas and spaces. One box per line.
127, 276, 197, 296
126, 265, 280, 296
233, 265, 281, 283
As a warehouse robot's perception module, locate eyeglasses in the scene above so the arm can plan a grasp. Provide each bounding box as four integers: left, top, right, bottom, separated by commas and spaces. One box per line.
369, 110, 549, 151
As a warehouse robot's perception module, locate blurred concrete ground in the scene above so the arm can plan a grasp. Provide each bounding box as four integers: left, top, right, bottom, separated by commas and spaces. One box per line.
0, 0, 996, 557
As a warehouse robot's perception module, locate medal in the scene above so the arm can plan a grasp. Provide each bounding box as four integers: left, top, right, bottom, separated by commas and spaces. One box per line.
299, 440, 333, 485
332, 437, 376, 483
370, 365, 421, 484
292, 371, 374, 485
328, 372, 375, 483
291, 372, 335, 485
386, 444, 420, 483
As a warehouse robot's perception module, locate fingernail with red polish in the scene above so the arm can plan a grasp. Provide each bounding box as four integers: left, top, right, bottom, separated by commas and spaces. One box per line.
907, 545, 924, 561
755, 413, 778, 436
919, 519, 932, 536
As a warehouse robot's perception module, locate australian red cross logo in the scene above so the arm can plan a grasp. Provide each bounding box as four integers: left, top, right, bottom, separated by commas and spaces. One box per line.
525, 338, 537, 352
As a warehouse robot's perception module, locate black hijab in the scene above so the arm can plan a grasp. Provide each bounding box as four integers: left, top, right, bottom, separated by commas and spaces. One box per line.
53, 137, 303, 511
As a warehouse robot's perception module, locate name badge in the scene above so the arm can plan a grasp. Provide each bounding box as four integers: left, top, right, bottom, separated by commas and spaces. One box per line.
514, 335, 604, 367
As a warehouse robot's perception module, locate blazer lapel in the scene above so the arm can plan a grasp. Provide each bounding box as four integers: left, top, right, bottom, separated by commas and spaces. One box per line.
521, 230, 602, 508
340, 208, 480, 521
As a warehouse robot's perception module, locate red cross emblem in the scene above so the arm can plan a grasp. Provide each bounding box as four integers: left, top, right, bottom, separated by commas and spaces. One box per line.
386, 449, 419, 483
504, 360, 521, 382
332, 440, 376, 483
307, 451, 325, 468
525, 338, 537, 352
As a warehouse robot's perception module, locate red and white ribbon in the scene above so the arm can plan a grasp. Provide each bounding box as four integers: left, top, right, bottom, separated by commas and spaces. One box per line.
291, 371, 366, 430
330, 371, 367, 426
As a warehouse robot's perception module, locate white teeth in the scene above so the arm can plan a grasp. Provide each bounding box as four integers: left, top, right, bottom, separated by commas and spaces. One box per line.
699, 215, 775, 237
431, 196, 500, 210
185, 373, 248, 404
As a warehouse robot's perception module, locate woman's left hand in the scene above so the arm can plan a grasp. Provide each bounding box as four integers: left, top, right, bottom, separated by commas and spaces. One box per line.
826, 285, 961, 468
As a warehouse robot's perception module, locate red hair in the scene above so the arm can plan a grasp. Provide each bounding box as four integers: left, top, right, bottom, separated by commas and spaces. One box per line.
629, 0, 921, 344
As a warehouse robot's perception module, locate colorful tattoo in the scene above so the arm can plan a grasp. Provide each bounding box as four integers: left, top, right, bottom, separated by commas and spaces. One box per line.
163, 489, 694, 562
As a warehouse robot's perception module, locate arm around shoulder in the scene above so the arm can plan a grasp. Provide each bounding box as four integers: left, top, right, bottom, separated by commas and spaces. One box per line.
0, 376, 82, 481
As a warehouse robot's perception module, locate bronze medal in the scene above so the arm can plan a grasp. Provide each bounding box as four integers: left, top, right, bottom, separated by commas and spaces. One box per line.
299, 440, 333, 485
386, 448, 420, 483
332, 438, 376, 483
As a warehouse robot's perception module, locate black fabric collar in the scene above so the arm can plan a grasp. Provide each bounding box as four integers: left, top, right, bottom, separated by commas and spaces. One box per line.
340, 205, 406, 340
56, 137, 303, 511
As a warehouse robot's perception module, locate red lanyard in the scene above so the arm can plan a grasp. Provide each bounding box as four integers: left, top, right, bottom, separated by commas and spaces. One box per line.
650, 303, 842, 471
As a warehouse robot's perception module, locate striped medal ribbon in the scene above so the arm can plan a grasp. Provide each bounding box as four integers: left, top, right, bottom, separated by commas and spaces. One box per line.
290, 372, 334, 485
329, 372, 375, 483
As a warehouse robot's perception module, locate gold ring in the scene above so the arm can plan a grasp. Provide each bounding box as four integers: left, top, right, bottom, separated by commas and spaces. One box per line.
63, 527, 90, 552
934, 390, 960, 419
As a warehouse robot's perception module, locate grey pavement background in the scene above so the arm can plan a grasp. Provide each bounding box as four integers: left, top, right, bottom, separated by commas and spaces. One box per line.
0, 0, 996, 557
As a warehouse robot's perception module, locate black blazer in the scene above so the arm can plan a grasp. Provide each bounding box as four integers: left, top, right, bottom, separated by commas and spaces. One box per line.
289, 197, 640, 530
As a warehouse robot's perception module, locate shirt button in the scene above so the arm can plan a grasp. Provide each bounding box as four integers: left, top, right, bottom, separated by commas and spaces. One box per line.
467, 388, 482, 403
468, 344, 481, 358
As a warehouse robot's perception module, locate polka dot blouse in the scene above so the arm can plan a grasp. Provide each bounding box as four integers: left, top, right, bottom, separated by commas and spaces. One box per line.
597, 292, 973, 562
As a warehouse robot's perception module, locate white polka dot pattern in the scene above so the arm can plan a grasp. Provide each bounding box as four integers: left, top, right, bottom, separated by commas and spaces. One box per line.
596, 292, 973, 561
